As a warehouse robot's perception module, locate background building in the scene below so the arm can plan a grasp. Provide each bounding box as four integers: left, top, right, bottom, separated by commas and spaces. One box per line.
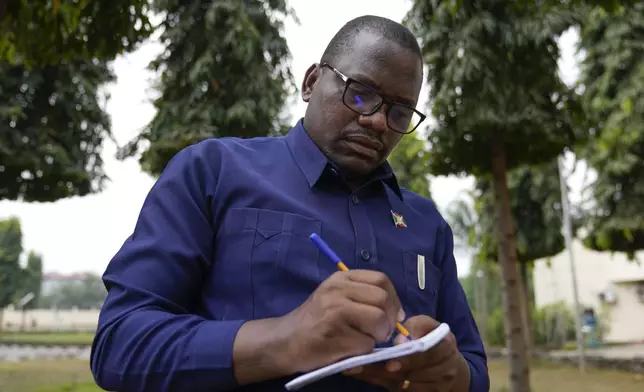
533, 239, 644, 344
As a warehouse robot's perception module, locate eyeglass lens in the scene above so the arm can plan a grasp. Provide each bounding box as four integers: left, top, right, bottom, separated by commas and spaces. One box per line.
343, 82, 421, 133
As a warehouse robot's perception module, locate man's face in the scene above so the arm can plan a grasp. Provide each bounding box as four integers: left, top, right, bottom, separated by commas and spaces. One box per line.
301, 30, 423, 177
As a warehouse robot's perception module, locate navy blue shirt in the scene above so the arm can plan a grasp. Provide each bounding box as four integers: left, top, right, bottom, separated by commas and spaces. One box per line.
91, 120, 489, 392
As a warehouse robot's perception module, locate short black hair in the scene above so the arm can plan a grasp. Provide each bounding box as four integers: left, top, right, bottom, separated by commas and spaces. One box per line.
321, 15, 422, 63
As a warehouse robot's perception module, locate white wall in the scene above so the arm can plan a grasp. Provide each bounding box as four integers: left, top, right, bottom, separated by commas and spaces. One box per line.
532, 239, 644, 343
1, 308, 100, 332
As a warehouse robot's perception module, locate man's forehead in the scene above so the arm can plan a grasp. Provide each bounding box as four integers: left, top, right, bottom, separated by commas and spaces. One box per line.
337, 30, 409, 63
333, 31, 422, 103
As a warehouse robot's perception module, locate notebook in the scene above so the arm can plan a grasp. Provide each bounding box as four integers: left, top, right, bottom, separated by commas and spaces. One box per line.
284, 323, 451, 390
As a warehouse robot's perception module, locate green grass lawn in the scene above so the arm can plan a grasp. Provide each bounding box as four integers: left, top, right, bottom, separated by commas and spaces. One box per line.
489, 359, 644, 392
0, 360, 100, 392
0, 332, 94, 345
0, 358, 642, 392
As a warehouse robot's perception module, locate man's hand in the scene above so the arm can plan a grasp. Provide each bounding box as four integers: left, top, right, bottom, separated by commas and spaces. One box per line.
282, 270, 405, 373
344, 315, 471, 392
233, 270, 405, 386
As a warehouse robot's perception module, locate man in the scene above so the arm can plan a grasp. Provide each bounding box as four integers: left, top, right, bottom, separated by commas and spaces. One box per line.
91, 15, 489, 392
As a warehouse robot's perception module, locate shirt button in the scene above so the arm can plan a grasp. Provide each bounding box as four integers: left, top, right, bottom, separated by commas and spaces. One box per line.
351, 195, 359, 205
360, 249, 371, 261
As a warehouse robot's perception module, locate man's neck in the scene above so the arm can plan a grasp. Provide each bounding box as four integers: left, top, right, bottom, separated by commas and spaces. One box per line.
335, 166, 378, 191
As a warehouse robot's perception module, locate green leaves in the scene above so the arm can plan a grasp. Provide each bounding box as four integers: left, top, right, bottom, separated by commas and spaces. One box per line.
0, 217, 24, 311
0, 0, 296, 198
388, 134, 432, 199
0, 0, 153, 68
0, 218, 46, 311
0, 60, 114, 202
405, 0, 582, 176
577, 2, 644, 256
15, 251, 43, 310
447, 160, 565, 265
119, 0, 296, 176
0, 0, 152, 202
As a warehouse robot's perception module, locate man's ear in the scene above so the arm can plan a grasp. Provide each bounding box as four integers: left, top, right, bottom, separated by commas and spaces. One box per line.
301, 63, 321, 103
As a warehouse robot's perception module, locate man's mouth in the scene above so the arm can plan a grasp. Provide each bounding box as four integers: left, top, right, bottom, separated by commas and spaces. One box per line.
343, 134, 383, 158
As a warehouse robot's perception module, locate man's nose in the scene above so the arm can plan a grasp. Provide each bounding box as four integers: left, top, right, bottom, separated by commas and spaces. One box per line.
357, 105, 389, 134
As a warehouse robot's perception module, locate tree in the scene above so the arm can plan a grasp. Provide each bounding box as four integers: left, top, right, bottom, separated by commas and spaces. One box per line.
16, 251, 44, 310
448, 162, 565, 352
0, 217, 24, 330
525, 0, 640, 13
478, 162, 565, 265
459, 262, 503, 344
577, 2, 644, 258
0, 0, 153, 203
39, 274, 106, 310
0, 0, 153, 68
388, 133, 432, 199
445, 190, 480, 252
476, 161, 566, 354
118, 0, 296, 176
448, 192, 489, 344
0, 60, 115, 202
405, 2, 581, 391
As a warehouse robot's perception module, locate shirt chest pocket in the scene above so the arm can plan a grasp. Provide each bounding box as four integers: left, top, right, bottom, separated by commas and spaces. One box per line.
222, 208, 322, 319
402, 251, 442, 318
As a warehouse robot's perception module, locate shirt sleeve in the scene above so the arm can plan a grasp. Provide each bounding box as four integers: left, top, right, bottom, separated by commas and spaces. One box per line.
436, 220, 490, 392
90, 142, 246, 392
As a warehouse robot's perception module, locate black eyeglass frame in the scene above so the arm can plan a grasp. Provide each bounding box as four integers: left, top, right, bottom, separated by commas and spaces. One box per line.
320, 61, 426, 134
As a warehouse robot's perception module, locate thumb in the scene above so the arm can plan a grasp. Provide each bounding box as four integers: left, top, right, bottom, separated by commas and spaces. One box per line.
402, 315, 440, 340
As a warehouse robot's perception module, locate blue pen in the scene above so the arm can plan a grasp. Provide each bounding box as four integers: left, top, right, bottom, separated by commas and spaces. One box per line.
309, 233, 413, 341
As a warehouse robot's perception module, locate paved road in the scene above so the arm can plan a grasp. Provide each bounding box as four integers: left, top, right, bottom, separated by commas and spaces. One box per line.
0, 344, 90, 362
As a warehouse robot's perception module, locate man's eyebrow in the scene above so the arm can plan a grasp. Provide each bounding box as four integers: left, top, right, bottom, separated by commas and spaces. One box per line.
352, 72, 382, 90
351, 72, 416, 107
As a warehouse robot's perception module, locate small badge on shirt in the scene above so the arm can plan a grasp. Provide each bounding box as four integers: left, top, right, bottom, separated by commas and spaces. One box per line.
417, 255, 426, 290
391, 211, 407, 228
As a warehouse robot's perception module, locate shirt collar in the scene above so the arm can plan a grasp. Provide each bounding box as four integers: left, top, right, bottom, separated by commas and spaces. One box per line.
285, 119, 403, 200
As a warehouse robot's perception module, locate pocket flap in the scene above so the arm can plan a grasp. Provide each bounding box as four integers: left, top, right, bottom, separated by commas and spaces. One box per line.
256, 228, 281, 241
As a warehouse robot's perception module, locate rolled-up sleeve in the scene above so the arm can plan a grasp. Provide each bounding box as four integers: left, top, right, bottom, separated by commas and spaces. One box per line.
436, 220, 490, 392
90, 142, 245, 392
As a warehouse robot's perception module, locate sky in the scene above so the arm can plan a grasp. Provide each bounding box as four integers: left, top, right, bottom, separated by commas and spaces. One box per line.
0, 0, 586, 278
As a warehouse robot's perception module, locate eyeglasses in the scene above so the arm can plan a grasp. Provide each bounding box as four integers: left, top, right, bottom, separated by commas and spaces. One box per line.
321, 62, 426, 134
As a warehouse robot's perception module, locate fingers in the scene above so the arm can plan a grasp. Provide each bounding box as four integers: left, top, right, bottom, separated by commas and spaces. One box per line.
403, 314, 440, 337
345, 270, 405, 320
342, 315, 463, 391
345, 270, 400, 300
406, 353, 460, 382
386, 316, 457, 372
328, 326, 378, 359
324, 270, 404, 342
389, 334, 456, 372
345, 282, 405, 340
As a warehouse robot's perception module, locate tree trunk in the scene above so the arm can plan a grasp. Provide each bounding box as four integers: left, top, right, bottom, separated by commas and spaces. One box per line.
519, 262, 533, 357
491, 142, 531, 392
